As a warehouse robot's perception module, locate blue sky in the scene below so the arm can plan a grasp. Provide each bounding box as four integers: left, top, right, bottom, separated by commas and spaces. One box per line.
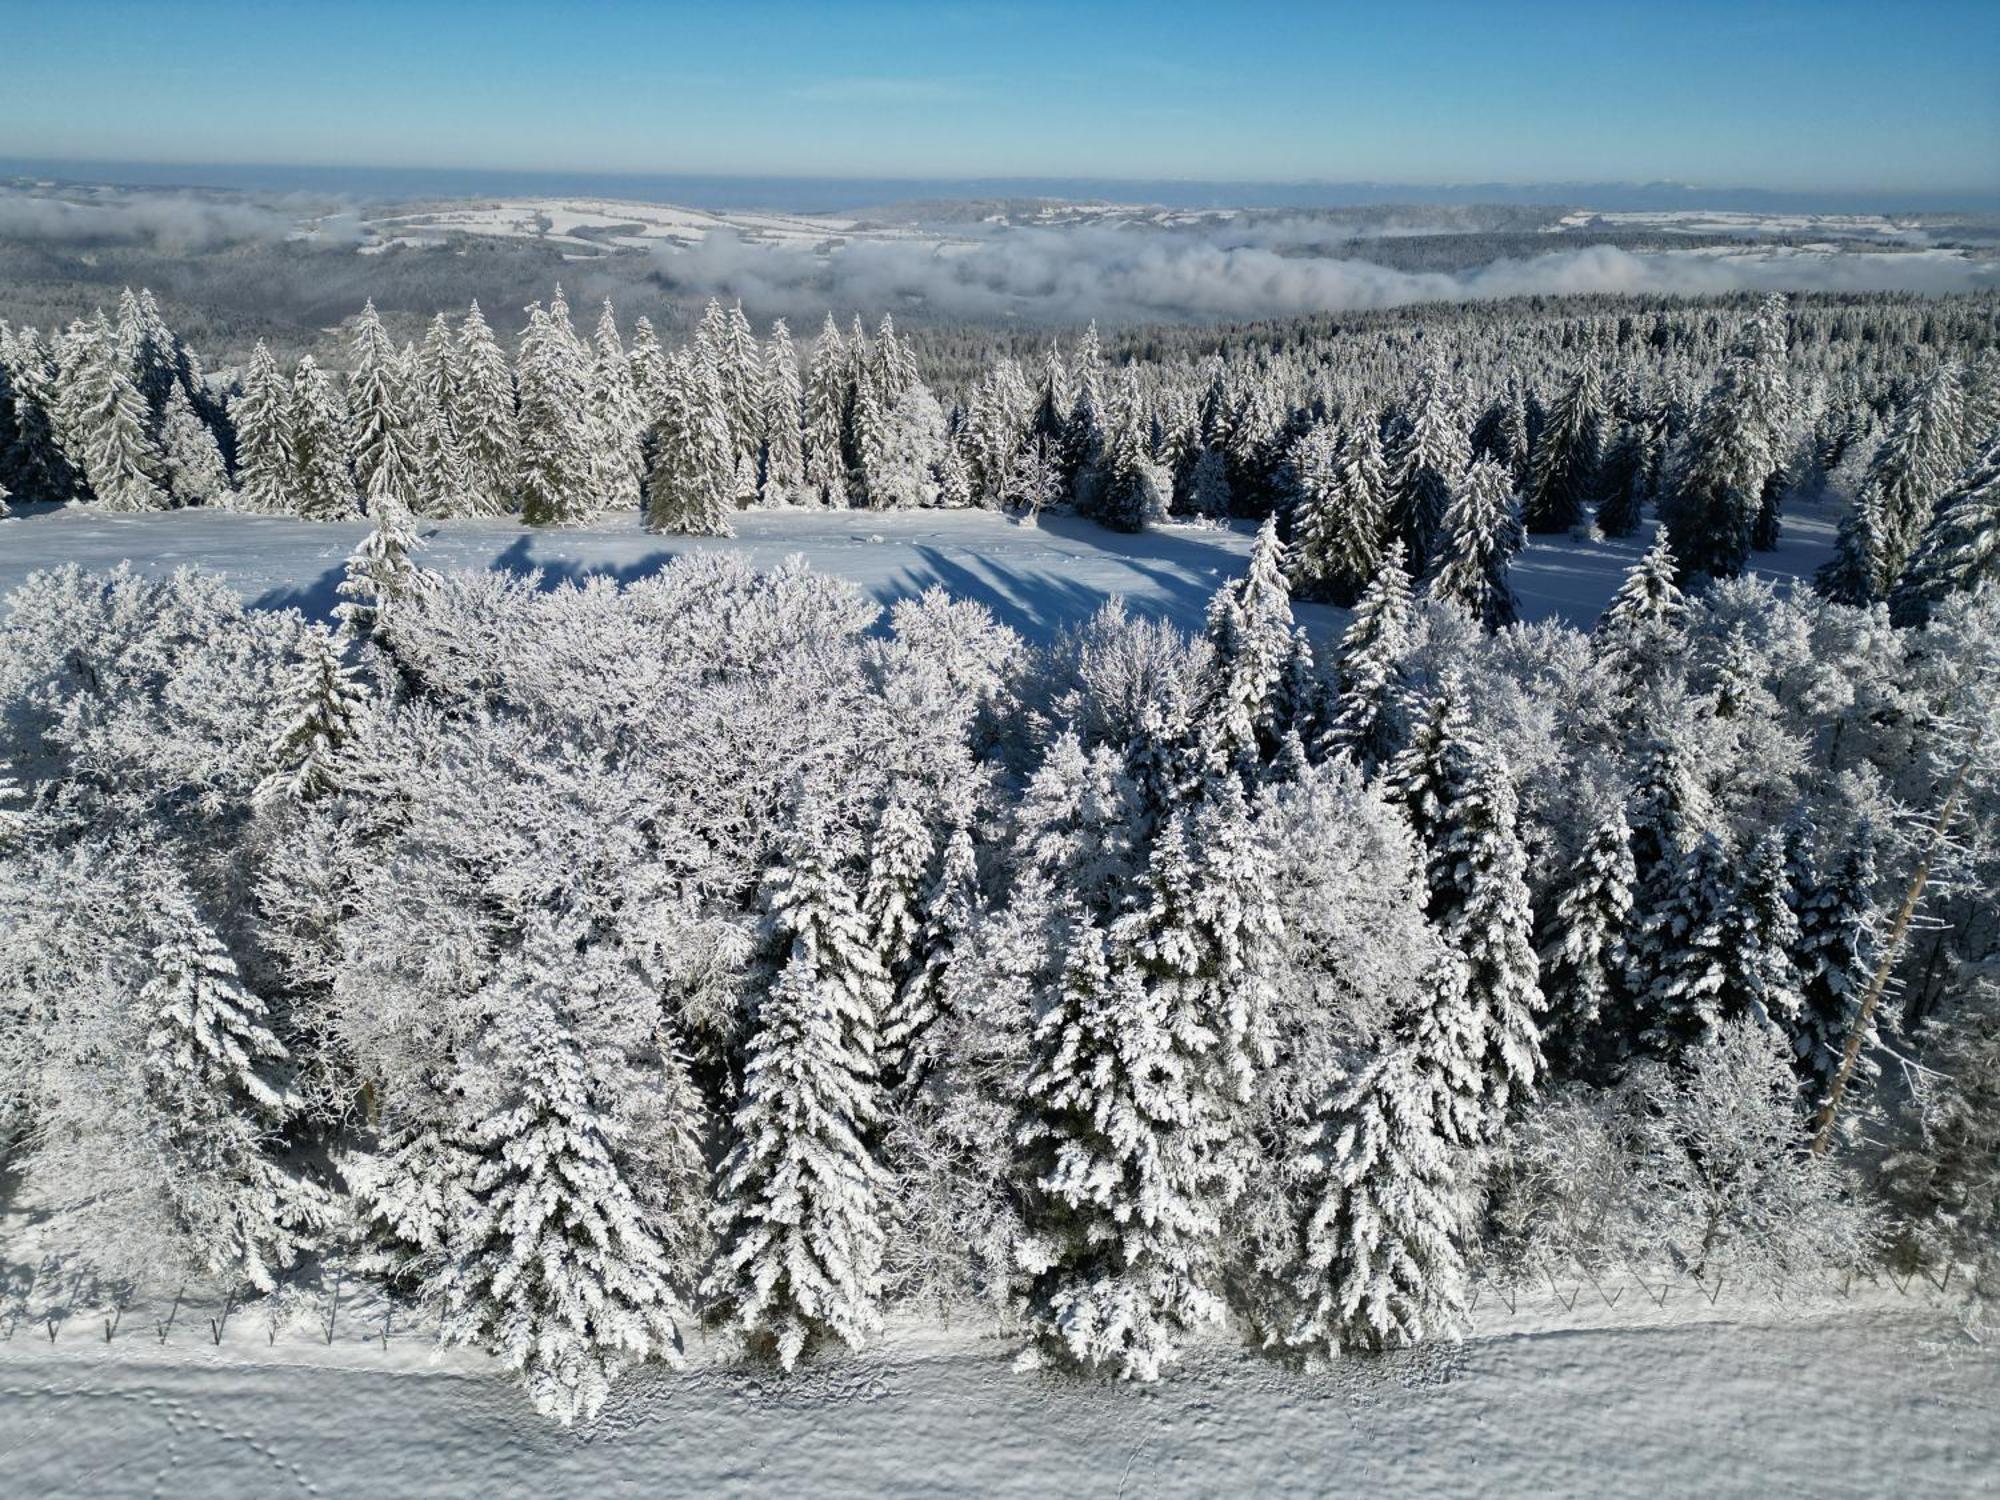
4, 0, 1995, 192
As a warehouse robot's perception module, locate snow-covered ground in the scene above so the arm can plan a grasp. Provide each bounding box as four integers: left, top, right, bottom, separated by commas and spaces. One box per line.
0, 502, 1840, 641
0, 1290, 1990, 1497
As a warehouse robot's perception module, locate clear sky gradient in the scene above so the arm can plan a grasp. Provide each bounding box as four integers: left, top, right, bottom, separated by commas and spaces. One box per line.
4, 0, 1995, 194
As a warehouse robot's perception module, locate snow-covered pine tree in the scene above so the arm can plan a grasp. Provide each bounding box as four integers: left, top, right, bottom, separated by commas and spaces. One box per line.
346, 300, 421, 507
1090, 368, 1170, 532
255, 622, 369, 804
1426, 454, 1522, 630
1594, 419, 1651, 537
515, 295, 598, 526
336, 491, 427, 638
1734, 830, 1805, 1037
1387, 362, 1470, 571
849, 367, 891, 506
717, 301, 767, 466
1324, 541, 1412, 772
1204, 515, 1298, 771
453, 300, 518, 513
706, 830, 888, 1368
759, 319, 806, 506
882, 813, 979, 1084
1889, 435, 2000, 626
1661, 294, 1791, 580
230, 341, 293, 513
1012, 914, 1229, 1381
1595, 526, 1688, 686
1285, 1042, 1470, 1355
1635, 831, 1740, 1058
0, 323, 83, 501
645, 350, 736, 536
1387, 681, 1545, 1134
1789, 820, 1880, 1104
158, 382, 232, 506
287, 355, 359, 520
1538, 797, 1636, 1075
862, 787, 935, 1080
140, 888, 329, 1292
431, 931, 697, 1425
587, 299, 644, 515
804, 314, 850, 507
60, 315, 169, 509
1523, 362, 1604, 533
1287, 420, 1386, 607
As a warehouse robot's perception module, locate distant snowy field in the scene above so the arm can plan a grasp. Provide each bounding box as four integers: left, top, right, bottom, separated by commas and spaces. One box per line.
0, 503, 1840, 641
0, 1295, 1990, 1498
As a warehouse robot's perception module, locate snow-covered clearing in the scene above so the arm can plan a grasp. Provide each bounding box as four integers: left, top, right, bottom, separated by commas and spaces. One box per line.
0, 502, 1839, 640
0, 1288, 1990, 1498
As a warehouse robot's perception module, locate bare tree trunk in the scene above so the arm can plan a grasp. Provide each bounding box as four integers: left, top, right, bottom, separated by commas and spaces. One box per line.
1810, 756, 1971, 1157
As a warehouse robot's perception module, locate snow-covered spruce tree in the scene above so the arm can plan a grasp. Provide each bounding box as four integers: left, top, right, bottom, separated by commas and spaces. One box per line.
582, 299, 642, 517
1538, 796, 1637, 1076
645, 351, 736, 536
1594, 526, 1688, 689
1090, 369, 1171, 532
60, 315, 169, 509
1013, 914, 1230, 1381
410, 380, 479, 518
1426, 454, 1522, 630
255, 622, 369, 805
1387, 362, 1470, 571
516, 297, 598, 526
862, 786, 935, 1079
882, 814, 979, 1084
1204, 515, 1298, 771
1285, 1042, 1471, 1355
1287, 420, 1386, 607
230, 340, 293, 513
759, 319, 806, 505
1788, 819, 1880, 1105
1387, 681, 1545, 1135
1523, 362, 1603, 534
1594, 419, 1651, 538
336, 491, 428, 639
804, 314, 850, 507
287, 354, 359, 520
139, 887, 330, 1292
1661, 294, 1791, 581
346, 300, 421, 506
158, 382, 232, 507
430, 932, 698, 1426
1733, 830, 1805, 1036
453, 300, 518, 513
706, 834, 888, 1368
714, 300, 767, 467
1634, 831, 1739, 1059
1890, 435, 2000, 626
0, 323, 83, 501
1324, 541, 1413, 772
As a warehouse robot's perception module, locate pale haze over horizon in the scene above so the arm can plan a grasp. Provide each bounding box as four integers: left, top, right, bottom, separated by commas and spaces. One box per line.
5, 0, 1997, 200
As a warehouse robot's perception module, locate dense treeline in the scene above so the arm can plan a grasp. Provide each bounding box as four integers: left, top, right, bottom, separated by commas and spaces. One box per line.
3, 284, 1995, 610
1, 491, 1996, 1421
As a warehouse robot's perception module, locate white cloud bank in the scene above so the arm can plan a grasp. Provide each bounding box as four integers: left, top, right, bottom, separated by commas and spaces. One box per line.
656, 225, 1998, 323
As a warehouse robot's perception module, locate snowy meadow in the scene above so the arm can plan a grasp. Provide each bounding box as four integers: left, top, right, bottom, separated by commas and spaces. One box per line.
1, 280, 1998, 1447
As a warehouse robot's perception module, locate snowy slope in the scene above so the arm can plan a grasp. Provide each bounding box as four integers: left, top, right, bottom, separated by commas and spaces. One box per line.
0, 1302, 1990, 1498
0, 502, 1840, 641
